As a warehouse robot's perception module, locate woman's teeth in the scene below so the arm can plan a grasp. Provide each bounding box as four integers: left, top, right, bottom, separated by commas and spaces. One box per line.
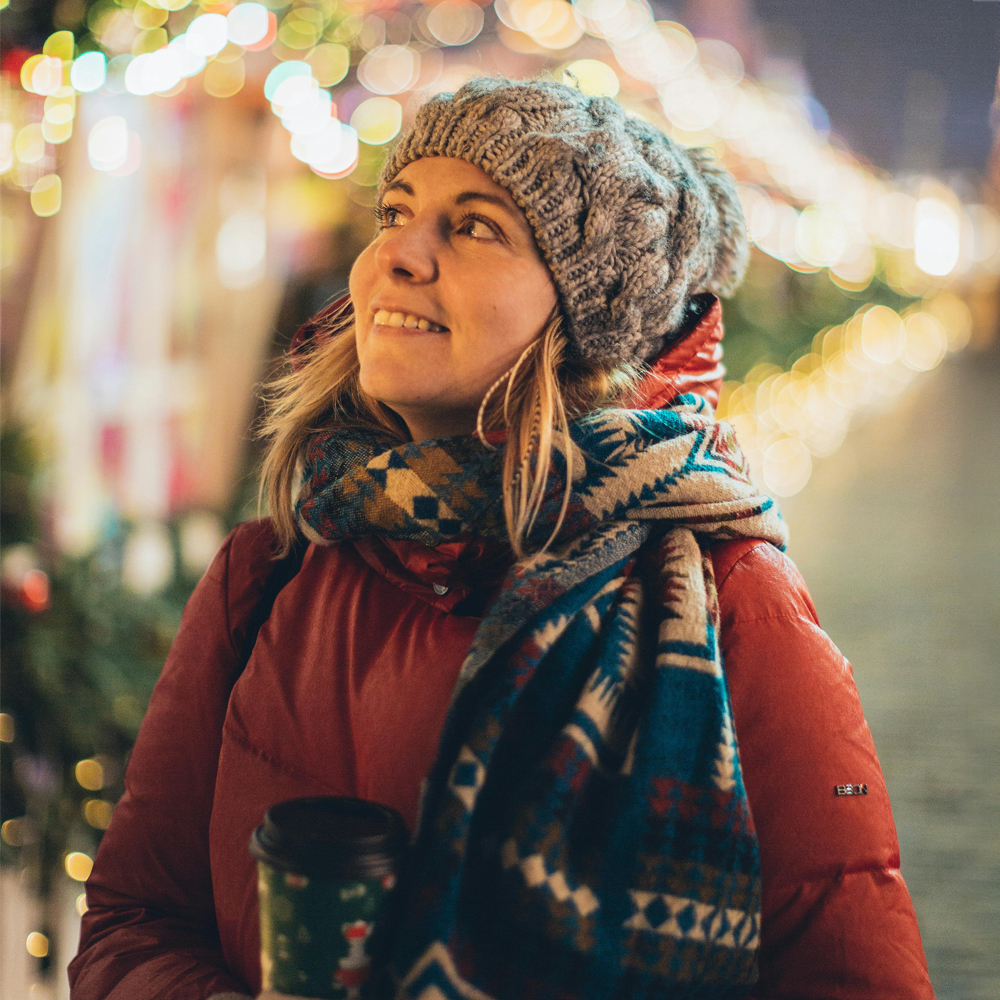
373, 309, 447, 332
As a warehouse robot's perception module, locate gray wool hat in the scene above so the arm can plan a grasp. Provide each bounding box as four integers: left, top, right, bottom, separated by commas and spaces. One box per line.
377, 74, 749, 365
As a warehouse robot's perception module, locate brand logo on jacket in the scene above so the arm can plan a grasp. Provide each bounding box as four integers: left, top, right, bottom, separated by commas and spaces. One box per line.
834, 783, 869, 796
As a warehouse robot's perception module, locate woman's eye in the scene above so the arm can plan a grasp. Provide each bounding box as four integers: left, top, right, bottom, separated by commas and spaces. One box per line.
457, 214, 499, 241
377, 205, 401, 228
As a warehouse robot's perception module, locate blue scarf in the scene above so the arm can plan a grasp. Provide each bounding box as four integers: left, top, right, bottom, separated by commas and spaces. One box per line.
296, 397, 788, 999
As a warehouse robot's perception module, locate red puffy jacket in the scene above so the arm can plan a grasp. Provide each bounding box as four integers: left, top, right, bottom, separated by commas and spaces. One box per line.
68, 301, 934, 999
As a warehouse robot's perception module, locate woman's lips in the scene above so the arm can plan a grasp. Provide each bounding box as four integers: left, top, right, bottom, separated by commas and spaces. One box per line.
372, 308, 448, 332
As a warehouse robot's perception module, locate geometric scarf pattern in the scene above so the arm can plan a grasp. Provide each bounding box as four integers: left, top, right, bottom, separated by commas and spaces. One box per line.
295, 397, 788, 999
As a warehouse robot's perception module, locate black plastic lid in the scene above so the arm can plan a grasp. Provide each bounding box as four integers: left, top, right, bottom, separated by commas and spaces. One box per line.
250, 796, 407, 880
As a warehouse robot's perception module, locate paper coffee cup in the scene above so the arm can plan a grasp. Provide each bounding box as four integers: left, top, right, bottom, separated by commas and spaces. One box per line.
251, 796, 407, 999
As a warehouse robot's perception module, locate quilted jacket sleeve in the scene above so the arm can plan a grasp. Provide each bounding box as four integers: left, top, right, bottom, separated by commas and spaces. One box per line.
714, 539, 935, 999
67, 521, 278, 1000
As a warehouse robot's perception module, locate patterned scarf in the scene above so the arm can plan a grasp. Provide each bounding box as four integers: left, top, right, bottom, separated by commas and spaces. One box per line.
295, 397, 788, 1000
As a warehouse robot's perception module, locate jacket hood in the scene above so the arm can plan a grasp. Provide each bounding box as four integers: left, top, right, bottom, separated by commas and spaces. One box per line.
288, 291, 725, 411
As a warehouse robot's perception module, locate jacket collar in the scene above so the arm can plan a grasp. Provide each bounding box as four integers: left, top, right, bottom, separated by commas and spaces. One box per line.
629, 293, 725, 411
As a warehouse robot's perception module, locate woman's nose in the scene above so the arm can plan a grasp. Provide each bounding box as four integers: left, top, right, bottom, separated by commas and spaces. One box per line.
374, 215, 438, 283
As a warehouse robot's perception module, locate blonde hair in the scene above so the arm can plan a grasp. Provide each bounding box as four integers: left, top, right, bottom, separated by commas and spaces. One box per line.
258, 296, 641, 559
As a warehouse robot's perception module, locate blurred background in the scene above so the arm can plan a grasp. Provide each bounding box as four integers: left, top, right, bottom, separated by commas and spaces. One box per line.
1, 0, 997, 995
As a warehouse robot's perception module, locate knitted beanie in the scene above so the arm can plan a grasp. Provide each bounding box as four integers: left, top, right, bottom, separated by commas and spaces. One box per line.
377, 74, 749, 365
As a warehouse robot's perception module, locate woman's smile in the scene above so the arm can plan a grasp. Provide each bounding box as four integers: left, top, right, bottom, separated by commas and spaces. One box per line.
371, 308, 449, 333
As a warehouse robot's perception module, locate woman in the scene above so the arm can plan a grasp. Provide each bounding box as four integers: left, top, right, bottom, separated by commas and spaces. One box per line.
69, 77, 934, 999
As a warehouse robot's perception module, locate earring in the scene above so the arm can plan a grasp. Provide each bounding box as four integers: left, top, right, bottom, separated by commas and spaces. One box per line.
475, 338, 543, 448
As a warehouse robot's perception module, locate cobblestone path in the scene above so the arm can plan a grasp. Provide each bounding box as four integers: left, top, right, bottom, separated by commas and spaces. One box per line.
781, 342, 1000, 999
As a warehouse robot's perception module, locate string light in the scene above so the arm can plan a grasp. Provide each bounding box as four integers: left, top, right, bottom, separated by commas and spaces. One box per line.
75, 758, 104, 791
26, 932, 49, 958
716, 294, 974, 497
64, 851, 94, 882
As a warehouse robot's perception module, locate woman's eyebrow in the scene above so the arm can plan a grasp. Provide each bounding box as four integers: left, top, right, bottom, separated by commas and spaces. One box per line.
382, 179, 521, 224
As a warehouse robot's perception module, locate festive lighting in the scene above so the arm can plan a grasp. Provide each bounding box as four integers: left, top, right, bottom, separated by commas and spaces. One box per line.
901, 313, 947, 372
217, 210, 267, 287
122, 521, 174, 595
75, 758, 105, 791
227, 2, 270, 47
279, 6, 325, 50
717, 295, 975, 498
88, 116, 129, 171
14, 124, 45, 165
278, 88, 334, 135
65, 852, 94, 882
0, 124, 12, 173
264, 60, 311, 101
307, 44, 351, 87
179, 511, 225, 575
205, 58, 245, 98
22, 55, 64, 96
426, 1, 484, 46
83, 798, 114, 830
167, 35, 208, 79
133, 2, 169, 31
30, 175, 62, 217
20, 568, 51, 610
350, 97, 402, 145
0, 713, 13, 743
358, 44, 420, 95
291, 119, 360, 172
26, 933, 49, 958
2, 818, 25, 846
563, 59, 619, 96
795, 206, 849, 269
76, 894, 89, 916
43, 29, 76, 62
913, 197, 960, 277
124, 53, 158, 95
185, 13, 229, 57
272, 74, 320, 111
71, 51, 107, 92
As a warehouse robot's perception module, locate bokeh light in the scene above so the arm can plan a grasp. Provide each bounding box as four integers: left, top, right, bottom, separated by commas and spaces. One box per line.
2, 818, 26, 846
307, 44, 351, 87
30, 175, 62, 217
291, 119, 360, 174
914, 197, 960, 277
426, 1, 484, 46
15, 124, 46, 165
350, 97, 402, 145
83, 798, 114, 830
26, 933, 49, 958
226, 2, 270, 47
205, 58, 245, 98
88, 116, 129, 171
264, 61, 311, 101
64, 852, 94, 882
122, 521, 174, 595
357, 44, 420, 95
75, 758, 104, 791
217, 211, 267, 288
71, 52, 107, 93
43, 30, 75, 62
563, 59, 619, 97
185, 13, 229, 57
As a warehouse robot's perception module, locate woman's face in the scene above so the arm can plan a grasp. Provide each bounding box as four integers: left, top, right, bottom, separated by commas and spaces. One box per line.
349, 156, 559, 442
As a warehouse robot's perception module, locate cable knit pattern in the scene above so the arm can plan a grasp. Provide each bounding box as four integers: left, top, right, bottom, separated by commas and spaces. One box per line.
378, 75, 749, 364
